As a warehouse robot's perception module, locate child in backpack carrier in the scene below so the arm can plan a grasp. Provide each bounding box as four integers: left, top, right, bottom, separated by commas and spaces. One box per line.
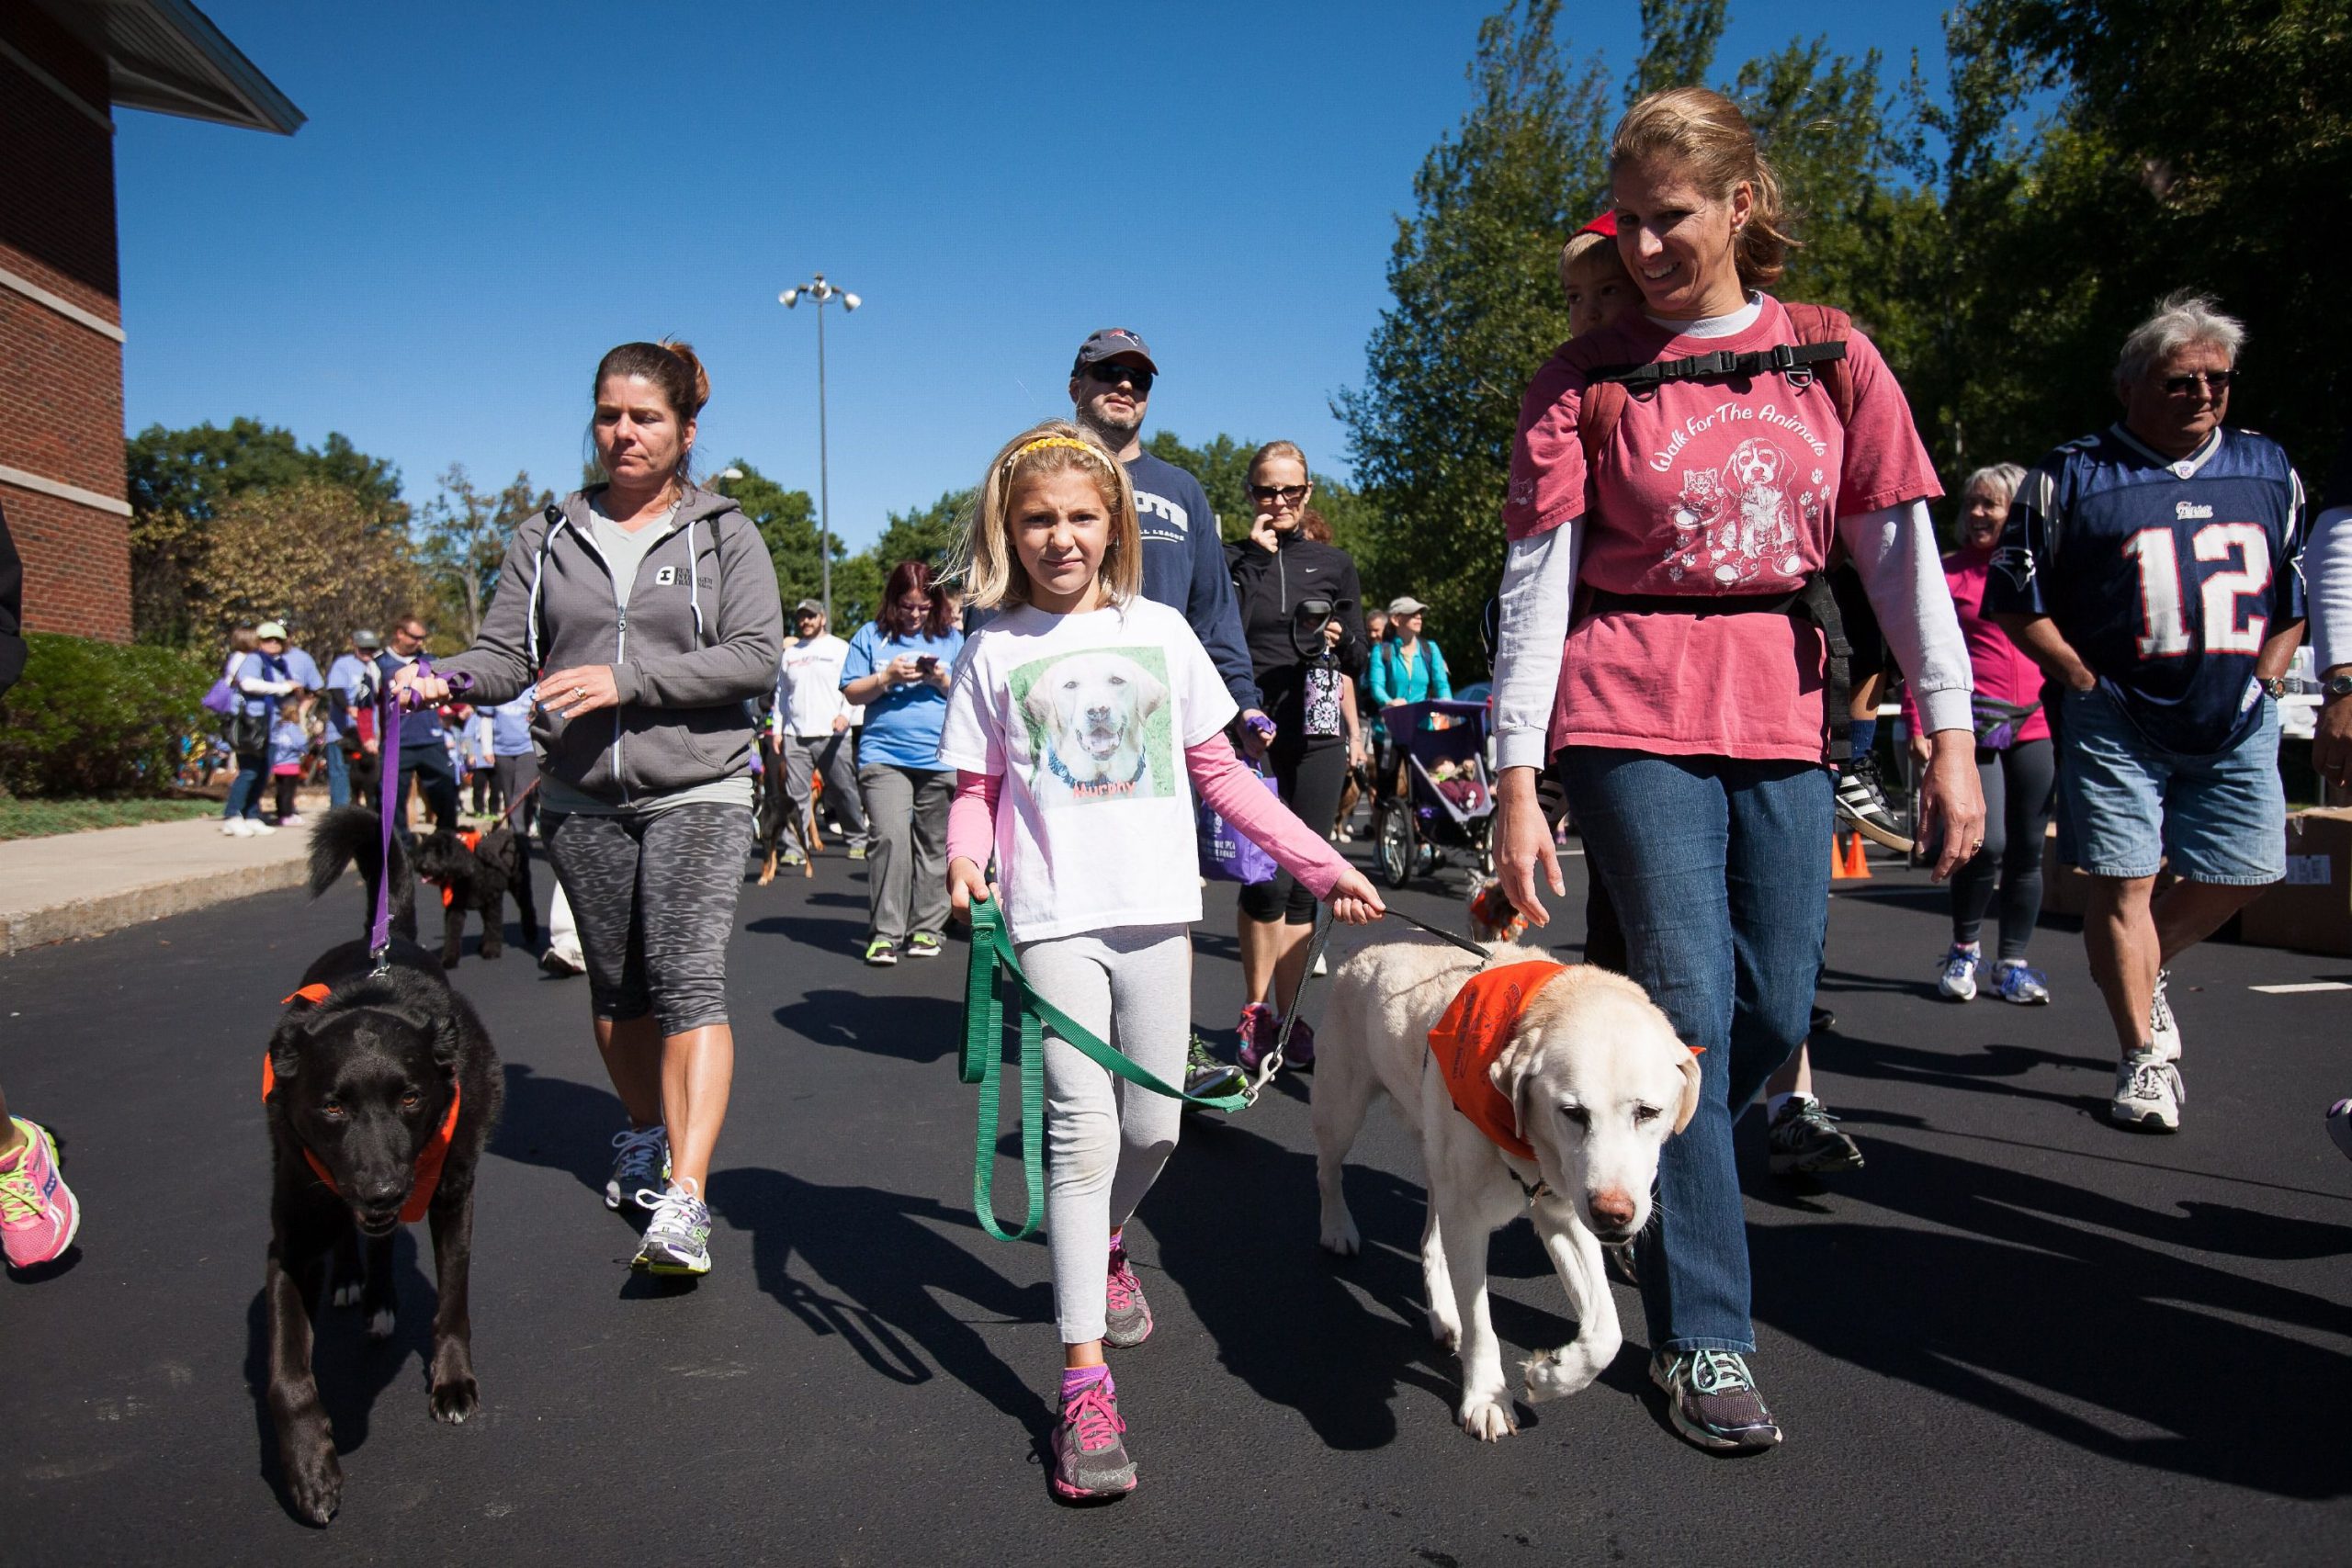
938, 420, 1385, 1503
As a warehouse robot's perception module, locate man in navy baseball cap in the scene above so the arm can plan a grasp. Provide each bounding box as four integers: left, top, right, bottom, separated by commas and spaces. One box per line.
1065, 329, 1259, 728
1071, 327, 1159, 378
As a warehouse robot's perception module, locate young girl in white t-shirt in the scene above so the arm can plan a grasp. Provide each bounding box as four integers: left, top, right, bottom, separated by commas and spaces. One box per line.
940, 421, 1384, 1503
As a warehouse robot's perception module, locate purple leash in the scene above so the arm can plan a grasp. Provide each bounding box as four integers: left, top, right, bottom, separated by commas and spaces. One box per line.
369, 655, 470, 971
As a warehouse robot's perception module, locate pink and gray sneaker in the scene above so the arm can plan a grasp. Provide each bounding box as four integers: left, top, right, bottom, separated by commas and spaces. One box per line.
1238, 1006, 1317, 1073
1103, 1237, 1153, 1348
1235, 1003, 1277, 1072
1, 1117, 81, 1271
1051, 1369, 1136, 1502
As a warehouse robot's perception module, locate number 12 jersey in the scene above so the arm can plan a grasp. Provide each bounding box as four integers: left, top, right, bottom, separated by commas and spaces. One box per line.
1986, 424, 2305, 755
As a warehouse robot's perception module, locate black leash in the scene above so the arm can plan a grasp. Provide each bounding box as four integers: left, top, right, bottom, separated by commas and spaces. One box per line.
1380, 907, 1496, 961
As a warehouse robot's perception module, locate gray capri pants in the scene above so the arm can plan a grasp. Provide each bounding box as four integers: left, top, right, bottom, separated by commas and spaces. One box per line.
542, 802, 754, 1036
1022, 922, 1192, 1345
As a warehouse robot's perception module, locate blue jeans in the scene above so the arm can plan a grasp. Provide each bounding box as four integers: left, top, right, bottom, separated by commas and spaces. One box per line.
221, 752, 267, 820
1561, 748, 1830, 1355
323, 738, 351, 809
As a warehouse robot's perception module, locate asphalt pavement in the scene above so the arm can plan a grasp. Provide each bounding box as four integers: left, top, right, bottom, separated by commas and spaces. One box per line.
5, 833, 2349, 1565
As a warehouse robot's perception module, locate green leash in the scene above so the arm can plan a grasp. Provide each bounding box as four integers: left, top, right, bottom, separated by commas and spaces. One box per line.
960, 898, 1250, 1243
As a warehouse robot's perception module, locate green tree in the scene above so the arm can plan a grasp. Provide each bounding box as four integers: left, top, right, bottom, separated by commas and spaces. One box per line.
126, 419, 407, 648
415, 465, 549, 645
1626, 0, 1725, 101
1335, 0, 1611, 675
708, 461, 825, 608
834, 489, 972, 628
1974, 0, 2352, 470
192, 479, 423, 653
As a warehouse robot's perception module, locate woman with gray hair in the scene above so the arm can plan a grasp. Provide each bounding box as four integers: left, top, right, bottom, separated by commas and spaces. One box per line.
1907, 462, 2057, 1002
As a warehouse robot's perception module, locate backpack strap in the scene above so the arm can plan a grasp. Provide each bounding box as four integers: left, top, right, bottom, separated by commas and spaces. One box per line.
1572, 302, 1858, 490
1779, 301, 1856, 428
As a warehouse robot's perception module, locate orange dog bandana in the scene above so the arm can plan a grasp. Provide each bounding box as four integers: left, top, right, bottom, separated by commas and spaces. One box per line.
263, 986, 462, 1223
1427, 961, 1569, 1160
441, 829, 481, 908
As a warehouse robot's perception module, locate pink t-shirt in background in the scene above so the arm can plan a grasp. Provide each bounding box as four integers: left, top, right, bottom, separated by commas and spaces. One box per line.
1901, 543, 2052, 746
1502, 294, 1942, 762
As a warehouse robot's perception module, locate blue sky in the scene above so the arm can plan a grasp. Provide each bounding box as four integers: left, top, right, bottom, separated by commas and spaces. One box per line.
118, 1, 1954, 549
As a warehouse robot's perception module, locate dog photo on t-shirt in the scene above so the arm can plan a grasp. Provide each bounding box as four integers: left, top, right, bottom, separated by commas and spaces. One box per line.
1012, 647, 1175, 808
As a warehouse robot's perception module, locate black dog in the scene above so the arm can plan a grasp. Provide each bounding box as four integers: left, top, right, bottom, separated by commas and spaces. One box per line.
265, 808, 504, 1525
413, 823, 537, 966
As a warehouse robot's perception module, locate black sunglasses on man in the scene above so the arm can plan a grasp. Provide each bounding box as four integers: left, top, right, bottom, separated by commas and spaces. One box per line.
1085, 362, 1154, 394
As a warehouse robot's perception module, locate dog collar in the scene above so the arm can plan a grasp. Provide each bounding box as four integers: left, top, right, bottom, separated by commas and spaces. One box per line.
1427, 961, 1571, 1161
264, 987, 462, 1224
1043, 741, 1148, 800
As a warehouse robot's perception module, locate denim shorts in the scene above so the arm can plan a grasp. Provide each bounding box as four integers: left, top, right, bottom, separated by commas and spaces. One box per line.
2056, 685, 2283, 885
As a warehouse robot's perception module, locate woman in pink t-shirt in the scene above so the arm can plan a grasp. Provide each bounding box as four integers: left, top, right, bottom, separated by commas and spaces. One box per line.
1488, 87, 1985, 1453
1905, 464, 2058, 1005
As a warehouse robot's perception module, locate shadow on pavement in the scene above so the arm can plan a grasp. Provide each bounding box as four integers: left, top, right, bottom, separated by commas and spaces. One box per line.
1750, 1134, 2352, 1498
1145, 1115, 1583, 1449
1808, 1030, 2115, 1117
745, 910, 868, 949
489, 1063, 628, 1198
710, 1168, 1055, 1436
241, 1231, 436, 1523
775, 989, 961, 1065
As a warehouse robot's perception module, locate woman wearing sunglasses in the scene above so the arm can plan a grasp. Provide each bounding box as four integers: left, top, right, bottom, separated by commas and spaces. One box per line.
1223, 441, 1368, 1074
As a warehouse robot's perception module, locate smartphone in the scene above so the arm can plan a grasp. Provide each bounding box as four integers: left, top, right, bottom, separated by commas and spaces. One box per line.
916, 655, 939, 675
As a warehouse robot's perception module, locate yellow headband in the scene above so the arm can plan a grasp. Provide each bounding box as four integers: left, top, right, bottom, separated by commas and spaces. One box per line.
1005, 435, 1104, 469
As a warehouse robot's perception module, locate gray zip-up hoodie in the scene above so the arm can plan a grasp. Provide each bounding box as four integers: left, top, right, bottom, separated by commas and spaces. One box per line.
438, 485, 784, 807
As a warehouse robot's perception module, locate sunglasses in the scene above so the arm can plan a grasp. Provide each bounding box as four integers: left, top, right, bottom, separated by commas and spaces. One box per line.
1084, 363, 1154, 394
2162, 369, 2236, 397
1250, 483, 1309, 504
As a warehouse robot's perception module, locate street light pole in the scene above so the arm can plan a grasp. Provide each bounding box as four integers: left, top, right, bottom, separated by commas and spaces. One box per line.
778, 274, 861, 623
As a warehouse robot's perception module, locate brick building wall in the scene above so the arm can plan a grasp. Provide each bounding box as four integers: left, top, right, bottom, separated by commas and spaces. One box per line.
1, 0, 133, 641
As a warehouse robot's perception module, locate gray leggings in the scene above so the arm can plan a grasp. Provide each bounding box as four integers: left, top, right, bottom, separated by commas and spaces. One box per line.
542, 803, 753, 1036
1021, 923, 1192, 1345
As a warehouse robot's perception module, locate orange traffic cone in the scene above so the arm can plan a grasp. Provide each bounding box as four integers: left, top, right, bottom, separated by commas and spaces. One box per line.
1831, 830, 1853, 880
1842, 830, 1872, 880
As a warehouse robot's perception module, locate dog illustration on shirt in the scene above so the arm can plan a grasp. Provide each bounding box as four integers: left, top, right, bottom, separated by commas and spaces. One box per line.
1019, 649, 1172, 807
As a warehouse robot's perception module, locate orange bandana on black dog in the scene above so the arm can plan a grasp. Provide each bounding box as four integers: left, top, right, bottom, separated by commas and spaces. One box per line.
1427, 961, 1569, 1159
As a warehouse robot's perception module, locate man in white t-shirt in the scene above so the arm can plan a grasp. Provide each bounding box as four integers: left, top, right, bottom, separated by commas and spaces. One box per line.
774, 598, 868, 861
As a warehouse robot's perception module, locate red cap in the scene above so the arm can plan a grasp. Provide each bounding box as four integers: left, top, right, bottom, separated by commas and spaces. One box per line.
1574, 210, 1617, 240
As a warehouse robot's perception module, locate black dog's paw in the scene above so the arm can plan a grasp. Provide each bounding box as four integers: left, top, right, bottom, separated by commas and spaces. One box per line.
284, 1435, 344, 1525
330, 1280, 361, 1309
429, 1373, 480, 1424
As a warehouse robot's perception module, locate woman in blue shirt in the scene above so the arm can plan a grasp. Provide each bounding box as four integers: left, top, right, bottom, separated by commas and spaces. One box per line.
840, 559, 963, 964
1367, 595, 1453, 711
1367, 596, 1452, 803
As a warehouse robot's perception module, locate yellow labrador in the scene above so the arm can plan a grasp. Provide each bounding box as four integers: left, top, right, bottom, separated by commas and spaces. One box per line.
1312, 940, 1698, 1439
1022, 651, 1168, 807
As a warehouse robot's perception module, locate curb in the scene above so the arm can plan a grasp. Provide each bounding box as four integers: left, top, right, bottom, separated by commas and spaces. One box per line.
0, 855, 312, 957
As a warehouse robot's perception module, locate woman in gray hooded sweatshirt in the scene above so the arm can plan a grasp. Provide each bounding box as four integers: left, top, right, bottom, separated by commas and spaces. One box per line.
401, 340, 783, 1277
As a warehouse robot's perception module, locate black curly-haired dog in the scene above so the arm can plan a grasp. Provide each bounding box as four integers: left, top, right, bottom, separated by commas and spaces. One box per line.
412, 823, 537, 967
266, 808, 504, 1525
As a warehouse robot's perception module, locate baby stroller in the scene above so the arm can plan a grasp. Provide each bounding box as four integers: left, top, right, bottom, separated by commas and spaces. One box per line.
1372, 698, 1496, 889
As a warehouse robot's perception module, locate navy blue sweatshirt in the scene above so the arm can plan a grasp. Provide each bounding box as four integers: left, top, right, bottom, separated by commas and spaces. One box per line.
1125, 450, 1261, 714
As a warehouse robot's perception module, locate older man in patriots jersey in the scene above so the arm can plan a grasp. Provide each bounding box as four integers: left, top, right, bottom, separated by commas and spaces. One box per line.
1987, 292, 2305, 1134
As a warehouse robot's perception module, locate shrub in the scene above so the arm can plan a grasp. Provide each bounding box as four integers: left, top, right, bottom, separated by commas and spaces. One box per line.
0, 634, 213, 797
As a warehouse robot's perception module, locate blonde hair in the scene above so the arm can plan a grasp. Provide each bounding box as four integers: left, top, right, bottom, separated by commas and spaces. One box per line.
963, 421, 1141, 611
1248, 439, 1309, 480
1610, 87, 1795, 291
1558, 231, 1620, 275
1962, 463, 2028, 509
